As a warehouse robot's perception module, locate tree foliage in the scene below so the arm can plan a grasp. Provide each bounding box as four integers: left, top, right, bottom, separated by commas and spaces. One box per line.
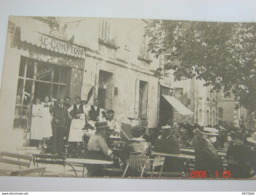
145, 20, 256, 112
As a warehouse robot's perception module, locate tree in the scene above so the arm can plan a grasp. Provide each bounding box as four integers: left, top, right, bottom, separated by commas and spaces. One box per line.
145, 20, 256, 112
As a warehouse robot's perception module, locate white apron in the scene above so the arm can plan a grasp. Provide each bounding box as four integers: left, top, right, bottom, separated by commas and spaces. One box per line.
68, 114, 85, 142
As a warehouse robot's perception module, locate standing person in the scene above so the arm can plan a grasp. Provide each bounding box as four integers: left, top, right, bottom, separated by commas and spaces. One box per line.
40, 96, 53, 148
194, 129, 223, 178
64, 97, 71, 108
30, 97, 43, 147
88, 99, 104, 122
64, 97, 72, 132
52, 98, 69, 155
67, 97, 88, 142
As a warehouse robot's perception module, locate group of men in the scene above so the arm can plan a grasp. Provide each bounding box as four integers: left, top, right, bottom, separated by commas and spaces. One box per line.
51, 97, 119, 155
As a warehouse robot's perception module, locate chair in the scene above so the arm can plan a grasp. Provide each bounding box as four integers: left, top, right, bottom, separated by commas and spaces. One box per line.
33, 154, 66, 176
122, 155, 150, 178
149, 156, 165, 177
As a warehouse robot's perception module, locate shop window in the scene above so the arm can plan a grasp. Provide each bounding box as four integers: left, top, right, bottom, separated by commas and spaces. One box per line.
13, 56, 71, 130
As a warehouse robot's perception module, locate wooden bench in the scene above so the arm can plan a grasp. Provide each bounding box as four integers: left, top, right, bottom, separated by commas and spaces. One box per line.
10, 167, 46, 176
0, 151, 32, 169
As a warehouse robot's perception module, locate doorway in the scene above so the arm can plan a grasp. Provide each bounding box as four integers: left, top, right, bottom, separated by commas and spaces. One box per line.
98, 70, 114, 110
138, 80, 148, 119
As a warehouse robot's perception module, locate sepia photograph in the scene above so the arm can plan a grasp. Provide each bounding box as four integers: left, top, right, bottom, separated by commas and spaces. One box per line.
0, 15, 255, 180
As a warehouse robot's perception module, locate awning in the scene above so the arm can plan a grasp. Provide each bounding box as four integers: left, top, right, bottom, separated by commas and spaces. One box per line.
20, 29, 85, 58
162, 95, 194, 116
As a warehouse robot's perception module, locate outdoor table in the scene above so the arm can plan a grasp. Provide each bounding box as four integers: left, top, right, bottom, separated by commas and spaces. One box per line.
180, 148, 227, 157
65, 158, 113, 177
152, 151, 196, 160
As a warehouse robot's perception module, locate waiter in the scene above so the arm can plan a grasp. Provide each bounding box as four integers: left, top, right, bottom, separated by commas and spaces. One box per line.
88, 99, 104, 122
67, 97, 89, 142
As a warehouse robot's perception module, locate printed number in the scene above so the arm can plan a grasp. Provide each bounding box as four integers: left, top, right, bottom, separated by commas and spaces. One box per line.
223, 171, 231, 178
191, 171, 207, 177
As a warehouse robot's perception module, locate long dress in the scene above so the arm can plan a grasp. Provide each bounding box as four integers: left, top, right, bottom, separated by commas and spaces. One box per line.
30, 103, 43, 140
40, 102, 53, 138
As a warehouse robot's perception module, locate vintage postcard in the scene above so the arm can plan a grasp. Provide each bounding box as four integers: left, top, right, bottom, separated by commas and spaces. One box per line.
0, 16, 255, 179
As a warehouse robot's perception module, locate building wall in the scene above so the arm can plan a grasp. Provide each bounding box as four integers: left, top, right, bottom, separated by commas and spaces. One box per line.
0, 16, 160, 151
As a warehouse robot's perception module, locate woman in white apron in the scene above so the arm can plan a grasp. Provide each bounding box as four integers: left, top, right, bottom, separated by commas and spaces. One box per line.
40, 96, 53, 148
30, 98, 43, 146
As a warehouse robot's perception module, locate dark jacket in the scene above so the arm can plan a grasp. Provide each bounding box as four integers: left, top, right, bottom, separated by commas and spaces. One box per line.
52, 104, 68, 128
154, 133, 184, 172
195, 137, 223, 177
227, 144, 252, 178
72, 104, 84, 118
89, 105, 100, 121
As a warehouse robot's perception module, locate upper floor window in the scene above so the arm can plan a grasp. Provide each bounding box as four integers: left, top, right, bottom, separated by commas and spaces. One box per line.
98, 19, 119, 50
138, 36, 152, 63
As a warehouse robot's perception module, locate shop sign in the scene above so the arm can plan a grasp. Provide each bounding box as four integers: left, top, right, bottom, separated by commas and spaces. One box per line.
20, 30, 85, 58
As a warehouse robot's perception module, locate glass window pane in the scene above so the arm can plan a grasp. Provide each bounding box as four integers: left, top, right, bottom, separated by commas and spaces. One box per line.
26, 61, 34, 79
60, 67, 71, 83
24, 80, 33, 105
34, 81, 51, 101
36, 63, 52, 81
16, 79, 24, 104
53, 66, 61, 82
59, 85, 67, 98
52, 84, 59, 99
19, 57, 26, 77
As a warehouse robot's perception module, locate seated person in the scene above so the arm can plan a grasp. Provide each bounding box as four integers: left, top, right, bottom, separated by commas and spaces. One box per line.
105, 110, 121, 136
120, 125, 151, 177
87, 121, 113, 160
194, 129, 223, 178
227, 132, 252, 178
154, 126, 184, 172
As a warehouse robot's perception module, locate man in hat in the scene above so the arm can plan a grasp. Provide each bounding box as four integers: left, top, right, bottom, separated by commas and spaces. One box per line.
87, 121, 113, 160
154, 126, 184, 172
194, 128, 223, 178
227, 132, 253, 178
52, 98, 69, 154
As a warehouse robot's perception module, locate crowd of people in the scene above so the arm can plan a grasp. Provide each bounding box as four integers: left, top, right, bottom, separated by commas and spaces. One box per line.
30, 96, 256, 178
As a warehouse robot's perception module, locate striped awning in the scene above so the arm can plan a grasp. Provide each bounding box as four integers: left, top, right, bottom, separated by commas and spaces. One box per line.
162, 95, 194, 116
20, 29, 85, 58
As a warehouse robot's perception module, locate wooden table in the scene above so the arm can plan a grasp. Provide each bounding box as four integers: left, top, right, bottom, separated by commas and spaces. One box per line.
180, 148, 227, 157
152, 152, 195, 160
65, 158, 113, 177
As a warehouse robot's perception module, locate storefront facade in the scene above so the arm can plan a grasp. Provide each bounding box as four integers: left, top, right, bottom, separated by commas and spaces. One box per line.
0, 17, 160, 151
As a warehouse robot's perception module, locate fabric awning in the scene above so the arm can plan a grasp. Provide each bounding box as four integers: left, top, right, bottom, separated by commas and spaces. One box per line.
162, 95, 194, 116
